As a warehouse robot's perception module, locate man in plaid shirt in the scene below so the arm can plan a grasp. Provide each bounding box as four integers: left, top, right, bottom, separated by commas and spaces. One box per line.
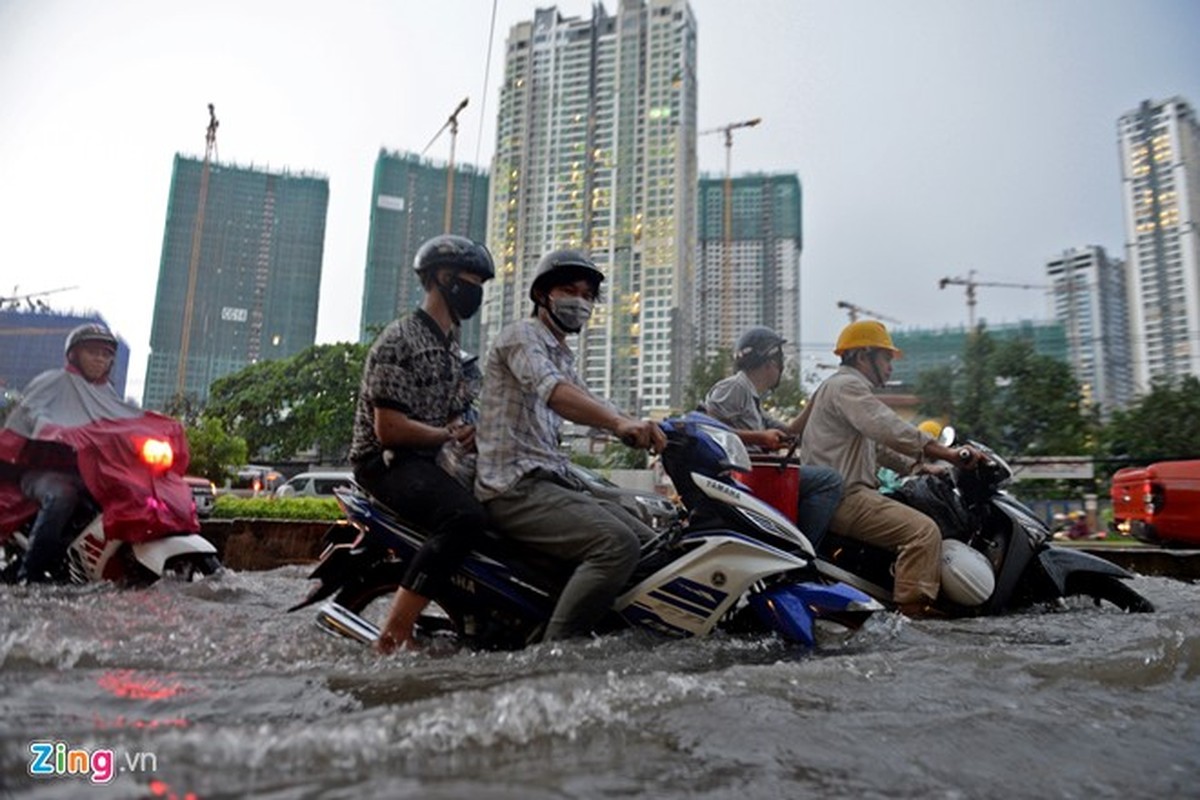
475, 250, 666, 642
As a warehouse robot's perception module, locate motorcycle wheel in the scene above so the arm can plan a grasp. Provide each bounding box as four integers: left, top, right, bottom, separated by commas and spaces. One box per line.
161, 554, 224, 582
1067, 573, 1155, 613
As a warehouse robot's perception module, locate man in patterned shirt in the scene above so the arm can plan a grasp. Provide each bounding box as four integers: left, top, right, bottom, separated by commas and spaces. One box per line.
475, 250, 666, 642
349, 235, 494, 653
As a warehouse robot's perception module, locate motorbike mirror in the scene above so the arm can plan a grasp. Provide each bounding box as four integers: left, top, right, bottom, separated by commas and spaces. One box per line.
938, 426, 956, 447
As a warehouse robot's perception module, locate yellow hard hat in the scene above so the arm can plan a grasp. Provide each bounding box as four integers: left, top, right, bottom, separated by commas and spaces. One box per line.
917, 419, 943, 438
833, 320, 902, 357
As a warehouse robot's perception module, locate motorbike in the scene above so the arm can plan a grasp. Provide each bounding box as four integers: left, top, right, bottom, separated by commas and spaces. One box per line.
0, 416, 221, 585
740, 428, 1155, 616
290, 412, 881, 650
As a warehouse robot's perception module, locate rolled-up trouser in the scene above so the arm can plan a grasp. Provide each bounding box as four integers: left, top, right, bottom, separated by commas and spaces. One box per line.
829, 485, 941, 604
18, 470, 85, 582
355, 451, 487, 598
485, 471, 656, 641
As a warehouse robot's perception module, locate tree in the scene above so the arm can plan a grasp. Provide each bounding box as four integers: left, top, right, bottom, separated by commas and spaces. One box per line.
683, 348, 731, 412
205, 342, 368, 462
915, 329, 1092, 455
185, 416, 248, 484
1102, 375, 1200, 466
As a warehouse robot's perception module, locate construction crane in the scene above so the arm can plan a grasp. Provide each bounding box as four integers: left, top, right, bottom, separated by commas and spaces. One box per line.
836, 300, 901, 325
421, 97, 469, 233
177, 103, 219, 399
938, 270, 1048, 329
699, 117, 762, 353
1, 285, 78, 310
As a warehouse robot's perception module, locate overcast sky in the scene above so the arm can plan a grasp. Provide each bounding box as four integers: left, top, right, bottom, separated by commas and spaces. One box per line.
2, 0, 1198, 401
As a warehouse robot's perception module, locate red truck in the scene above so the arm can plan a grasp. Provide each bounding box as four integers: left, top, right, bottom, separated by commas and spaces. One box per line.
1110, 459, 1200, 546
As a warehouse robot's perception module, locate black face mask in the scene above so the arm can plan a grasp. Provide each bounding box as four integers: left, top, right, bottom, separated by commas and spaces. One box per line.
441, 277, 483, 322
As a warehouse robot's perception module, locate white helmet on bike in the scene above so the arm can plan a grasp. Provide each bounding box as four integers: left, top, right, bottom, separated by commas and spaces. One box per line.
939, 539, 995, 606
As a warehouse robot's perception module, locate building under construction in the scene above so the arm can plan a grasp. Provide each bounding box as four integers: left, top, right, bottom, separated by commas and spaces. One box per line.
696, 173, 803, 359
0, 308, 130, 399
142, 154, 329, 410
360, 149, 488, 353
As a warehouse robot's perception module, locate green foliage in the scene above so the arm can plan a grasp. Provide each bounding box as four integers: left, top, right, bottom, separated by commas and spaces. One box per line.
212, 495, 342, 521
683, 348, 731, 411
205, 342, 368, 462
916, 329, 1092, 456
1102, 375, 1200, 466
185, 416, 248, 484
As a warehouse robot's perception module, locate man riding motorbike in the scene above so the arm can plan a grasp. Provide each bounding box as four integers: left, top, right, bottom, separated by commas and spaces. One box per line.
800, 320, 984, 618
703, 326, 843, 546
2, 324, 127, 581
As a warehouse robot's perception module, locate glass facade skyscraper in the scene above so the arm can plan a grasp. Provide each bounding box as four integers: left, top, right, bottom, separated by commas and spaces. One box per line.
1118, 96, 1200, 389
143, 155, 329, 410
483, 0, 698, 416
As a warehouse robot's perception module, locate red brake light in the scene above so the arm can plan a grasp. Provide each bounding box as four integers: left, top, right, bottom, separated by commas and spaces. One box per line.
139, 438, 174, 469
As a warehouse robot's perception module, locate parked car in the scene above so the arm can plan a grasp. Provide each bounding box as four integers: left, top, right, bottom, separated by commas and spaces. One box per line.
184, 475, 217, 519
222, 465, 284, 498
274, 470, 355, 498
1111, 459, 1200, 546
568, 463, 680, 534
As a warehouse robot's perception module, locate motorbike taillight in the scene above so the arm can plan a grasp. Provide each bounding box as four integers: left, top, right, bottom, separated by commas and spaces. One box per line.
138, 437, 174, 470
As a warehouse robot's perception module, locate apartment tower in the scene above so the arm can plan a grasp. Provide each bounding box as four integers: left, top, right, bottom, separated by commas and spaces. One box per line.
483, 0, 698, 416
1117, 96, 1200, 389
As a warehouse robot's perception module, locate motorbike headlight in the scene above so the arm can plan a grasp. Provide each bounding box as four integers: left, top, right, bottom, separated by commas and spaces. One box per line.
698, 423, 752, 472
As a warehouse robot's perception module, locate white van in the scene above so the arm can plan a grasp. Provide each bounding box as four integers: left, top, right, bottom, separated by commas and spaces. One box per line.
274, 470, 354, 498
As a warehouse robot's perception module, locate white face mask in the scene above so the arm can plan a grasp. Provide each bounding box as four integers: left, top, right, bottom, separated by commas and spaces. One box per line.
548, 296, 593, 333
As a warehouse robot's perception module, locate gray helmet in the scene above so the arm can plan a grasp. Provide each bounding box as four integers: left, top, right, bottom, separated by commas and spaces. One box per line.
413, 235, 495, 281
734, 326, 786, 370
64, 323, 117, 357
529, 249, 604, 302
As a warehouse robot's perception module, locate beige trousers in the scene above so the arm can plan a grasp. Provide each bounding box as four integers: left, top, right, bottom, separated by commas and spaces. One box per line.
830, 486, 941, 604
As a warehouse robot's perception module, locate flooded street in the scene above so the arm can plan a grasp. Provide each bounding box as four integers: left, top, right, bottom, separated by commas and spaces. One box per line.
2, 566, 1197, 799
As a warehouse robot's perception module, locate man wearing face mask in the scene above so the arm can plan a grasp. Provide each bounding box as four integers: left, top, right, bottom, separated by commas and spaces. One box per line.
703, 326, 844, 547
349, 234, 495, 653
475, 249, 667, 642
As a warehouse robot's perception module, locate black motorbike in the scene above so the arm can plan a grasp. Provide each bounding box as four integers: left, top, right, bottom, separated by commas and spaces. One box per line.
812, 432, 1155, 615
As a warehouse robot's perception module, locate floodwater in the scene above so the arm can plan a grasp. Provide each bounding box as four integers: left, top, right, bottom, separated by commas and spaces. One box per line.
1, 566, 1197, 799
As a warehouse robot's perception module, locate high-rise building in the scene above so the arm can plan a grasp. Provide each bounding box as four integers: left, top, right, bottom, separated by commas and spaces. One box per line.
483, 0, 698, 416
0, 308, 130, 399
696, 173, 802, 358
143, 155, 329, 410
1045, 246, 1134, 413
360, 149, 490, 353
889, 320, 1069, 387
1118, 96, 1200, 389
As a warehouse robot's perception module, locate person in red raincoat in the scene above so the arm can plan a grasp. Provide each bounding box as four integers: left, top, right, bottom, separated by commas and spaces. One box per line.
0, 324, 196, 581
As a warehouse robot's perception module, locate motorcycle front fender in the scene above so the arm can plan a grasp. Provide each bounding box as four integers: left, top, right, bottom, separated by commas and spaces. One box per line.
1036, 546, 1135, 596
131, 534, 217, 576
750, 581, 881, 647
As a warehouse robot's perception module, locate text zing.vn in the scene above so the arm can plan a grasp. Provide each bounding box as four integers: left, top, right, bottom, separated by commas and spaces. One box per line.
28, 741, 157, 784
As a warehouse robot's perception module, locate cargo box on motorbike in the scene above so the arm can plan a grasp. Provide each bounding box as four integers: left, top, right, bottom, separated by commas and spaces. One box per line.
1111, 459, 1200, 546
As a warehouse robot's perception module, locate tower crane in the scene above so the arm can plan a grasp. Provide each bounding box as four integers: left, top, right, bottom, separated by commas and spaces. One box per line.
420, 97, 470, 233
836, 300, 901, 325
1, 286, 78, 310
699, 117, 762, 353
938, 270, 1048, 329
177, 103, 219, 399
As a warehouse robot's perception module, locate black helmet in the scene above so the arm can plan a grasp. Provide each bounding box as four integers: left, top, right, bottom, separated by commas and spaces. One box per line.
734, 326, 786, 370
413, 235, 495, 281
64, 323, 118, 357
529, 249, 604, 302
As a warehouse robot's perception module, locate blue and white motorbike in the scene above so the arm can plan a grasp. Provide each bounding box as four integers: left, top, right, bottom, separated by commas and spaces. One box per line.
290, 412, 880, 649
